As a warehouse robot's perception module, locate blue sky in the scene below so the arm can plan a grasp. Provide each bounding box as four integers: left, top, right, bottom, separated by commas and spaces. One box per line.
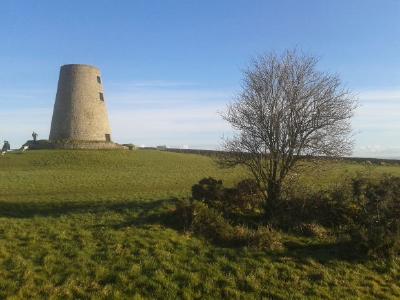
0, 0, 399, 157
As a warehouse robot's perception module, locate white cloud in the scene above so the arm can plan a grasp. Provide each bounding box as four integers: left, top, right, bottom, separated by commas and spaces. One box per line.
354, 145, 400, 159
107, 82, 234, 147
358, 89, 400, 102
110, 105, 230, 139
353, 88, 400, 127
1, 83, 399, 157
352, 88, 400, 157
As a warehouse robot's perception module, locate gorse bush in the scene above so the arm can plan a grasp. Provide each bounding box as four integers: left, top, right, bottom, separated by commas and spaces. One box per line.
173, 198, 195, 231
185, 178, 282, 250
233, 179, 265, 211
188, 175, 400, 258
173, 200, 282, 250
294, 223, 329, 239
172, 200, 236, 243
280, 174, 400, 258
190, 201, 236, 243
191, 177, 225, 208
349, 175, 400, 258
239, 226, 284, 251
266, 188, 355, 229
191, 177, 264, 214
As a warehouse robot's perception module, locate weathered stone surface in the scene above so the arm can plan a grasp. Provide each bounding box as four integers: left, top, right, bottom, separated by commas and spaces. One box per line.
49, 64, 112, 143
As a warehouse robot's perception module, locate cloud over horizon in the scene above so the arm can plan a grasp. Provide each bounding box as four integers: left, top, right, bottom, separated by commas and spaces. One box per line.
352, 88, 400, 158
0, 81, 399, 158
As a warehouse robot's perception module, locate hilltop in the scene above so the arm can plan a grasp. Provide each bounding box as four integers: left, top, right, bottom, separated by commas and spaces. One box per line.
0, 150, 399, 298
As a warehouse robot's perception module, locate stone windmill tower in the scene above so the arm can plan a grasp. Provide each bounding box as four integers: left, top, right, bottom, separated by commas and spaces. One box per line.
49, 64, 120, 149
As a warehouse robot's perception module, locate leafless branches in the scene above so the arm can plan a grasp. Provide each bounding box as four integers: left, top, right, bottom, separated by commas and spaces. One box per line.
221, 50, 357, 208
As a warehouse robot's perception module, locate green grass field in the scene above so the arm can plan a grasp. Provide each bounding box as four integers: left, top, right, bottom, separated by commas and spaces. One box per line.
0, 150, 400, 299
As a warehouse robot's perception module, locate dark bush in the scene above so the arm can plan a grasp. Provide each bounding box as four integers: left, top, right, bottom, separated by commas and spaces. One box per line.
172, 200, 282, 250
236, 226, 283, 251
294, 223, 329, 239
190, 202, 235, 243
266, 188, 355, 229
172, 199, 237, 244
191, 177, 264, 214
189, 174, 400, 258
282, 174, 400, 257
233, 179, 264, 211
349, 175, 400, 258
191, 177, 225, 208
172, 198, 195, 231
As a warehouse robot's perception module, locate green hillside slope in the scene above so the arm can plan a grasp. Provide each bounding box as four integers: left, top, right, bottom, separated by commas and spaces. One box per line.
0, 150, 399, 299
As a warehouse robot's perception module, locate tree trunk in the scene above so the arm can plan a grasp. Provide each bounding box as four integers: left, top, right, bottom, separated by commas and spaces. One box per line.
265, 180, 282, 217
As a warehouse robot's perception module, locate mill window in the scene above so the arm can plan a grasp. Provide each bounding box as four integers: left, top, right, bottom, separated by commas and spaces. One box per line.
99, 92, 104, 101
105, 134, 111, 142
97, 76, 101, 84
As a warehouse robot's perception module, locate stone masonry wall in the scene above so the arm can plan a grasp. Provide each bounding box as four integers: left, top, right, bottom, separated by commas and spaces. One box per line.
49, 64, 112, 142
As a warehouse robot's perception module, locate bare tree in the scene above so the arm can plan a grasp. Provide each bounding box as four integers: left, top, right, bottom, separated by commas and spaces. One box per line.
221, 50, 356, 212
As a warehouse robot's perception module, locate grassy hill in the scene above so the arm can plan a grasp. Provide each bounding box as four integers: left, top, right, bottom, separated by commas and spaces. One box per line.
0, 150, 399, 299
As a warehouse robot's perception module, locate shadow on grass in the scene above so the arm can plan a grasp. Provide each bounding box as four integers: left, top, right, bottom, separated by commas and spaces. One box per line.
0, 198, 179, 219
110, 208, 368, 264
0, 198, 369, 263
282, 239, 366, 263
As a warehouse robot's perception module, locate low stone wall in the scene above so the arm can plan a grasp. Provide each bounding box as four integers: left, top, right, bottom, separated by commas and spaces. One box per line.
148, 147, 400, 165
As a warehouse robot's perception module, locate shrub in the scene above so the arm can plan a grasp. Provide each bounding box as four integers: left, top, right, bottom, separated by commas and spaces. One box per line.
245, 226, 283, 251
294, 223, 329, 239
191, 177, 225, 209
266, 189, 354, 229
172, 198, 195, 231
269, 172, 378, 230
231, 225, 283, 250
349, 175, 400, 258
172, 200, 282, 250
190, 202, 235, 243
233, 179, 264, 211
191, 177, 264, 214
267, 173, 400, 258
